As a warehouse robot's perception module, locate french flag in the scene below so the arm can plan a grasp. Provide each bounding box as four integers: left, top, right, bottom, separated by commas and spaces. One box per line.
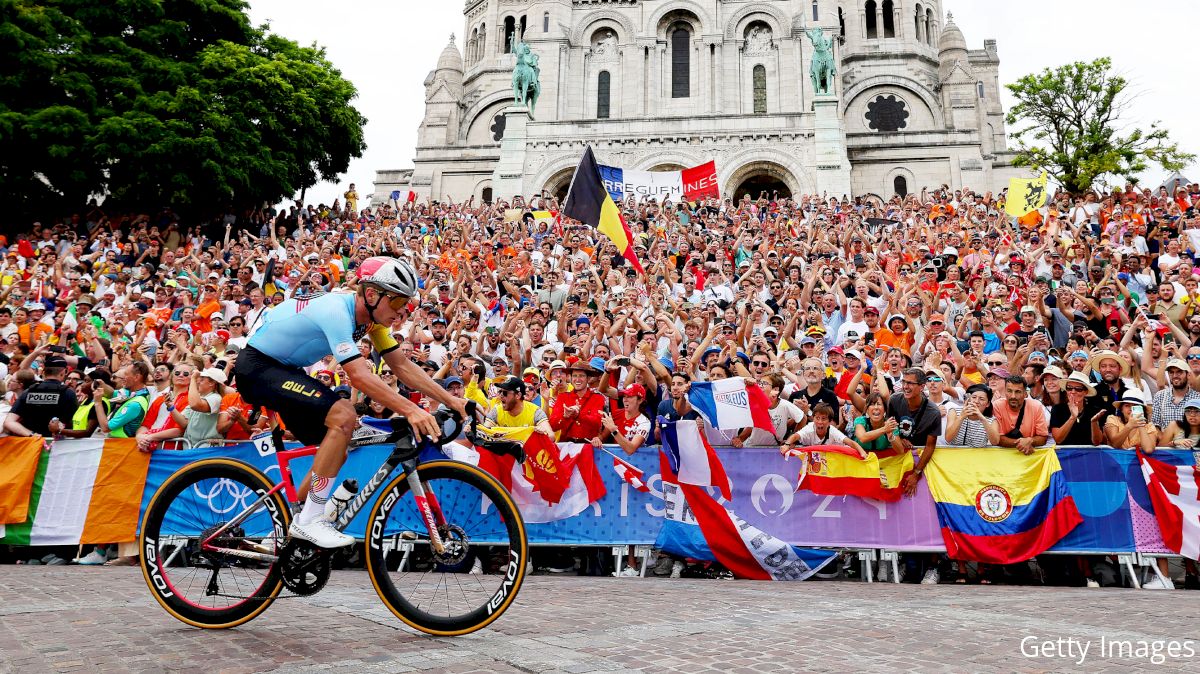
656, 450, 837, 581
660, 419, 732, 501
391, 190, 417, 204
687, 377, 775, 435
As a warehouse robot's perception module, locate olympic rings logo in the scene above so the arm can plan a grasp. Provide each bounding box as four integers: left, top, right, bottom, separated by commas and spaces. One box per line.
192, 478, 257, 514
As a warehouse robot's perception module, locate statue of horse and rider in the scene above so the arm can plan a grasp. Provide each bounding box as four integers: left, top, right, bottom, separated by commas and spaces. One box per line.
805, 27, 836, 96
512, 38, 541, 119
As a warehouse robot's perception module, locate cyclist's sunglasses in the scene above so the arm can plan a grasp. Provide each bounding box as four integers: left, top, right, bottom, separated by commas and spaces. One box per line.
384, 294, 410, 311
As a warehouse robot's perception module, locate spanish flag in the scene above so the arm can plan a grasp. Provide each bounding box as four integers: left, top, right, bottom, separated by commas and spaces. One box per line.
924, 448, 1082, 564
562, 146, 644, 274
797, 446, 914, 503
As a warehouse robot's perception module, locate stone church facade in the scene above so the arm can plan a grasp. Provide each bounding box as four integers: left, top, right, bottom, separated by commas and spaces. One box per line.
372, 0, 1019, 205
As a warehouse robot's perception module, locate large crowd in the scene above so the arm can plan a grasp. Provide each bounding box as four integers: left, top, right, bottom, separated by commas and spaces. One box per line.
3, 181, 1199, 587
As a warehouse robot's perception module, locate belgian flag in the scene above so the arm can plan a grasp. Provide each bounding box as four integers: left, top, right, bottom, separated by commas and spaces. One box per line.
562, 146, 644, 274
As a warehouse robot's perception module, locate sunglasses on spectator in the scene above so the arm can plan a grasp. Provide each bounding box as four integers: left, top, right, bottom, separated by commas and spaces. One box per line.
1065, 386, 1088, 393
986, 359, 1005, 366
752, 360, 770, 367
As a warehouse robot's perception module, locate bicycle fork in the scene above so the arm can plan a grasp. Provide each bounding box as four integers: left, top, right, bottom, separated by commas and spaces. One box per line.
404, 460, 448, 555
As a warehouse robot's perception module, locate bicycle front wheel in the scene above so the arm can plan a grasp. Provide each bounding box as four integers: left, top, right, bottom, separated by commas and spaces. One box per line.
139, 458, 289, 629
365, 460, 528, 636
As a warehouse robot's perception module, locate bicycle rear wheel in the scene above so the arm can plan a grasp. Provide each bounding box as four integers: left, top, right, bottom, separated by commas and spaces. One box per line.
365, 460, 528, 636
139, 458, 290, 629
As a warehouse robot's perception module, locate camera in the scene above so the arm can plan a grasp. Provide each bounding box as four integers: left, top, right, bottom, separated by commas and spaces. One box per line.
931, 257, 945, 269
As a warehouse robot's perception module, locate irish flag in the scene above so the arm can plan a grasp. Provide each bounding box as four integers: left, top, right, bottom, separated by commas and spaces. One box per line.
0, 438, 150, 546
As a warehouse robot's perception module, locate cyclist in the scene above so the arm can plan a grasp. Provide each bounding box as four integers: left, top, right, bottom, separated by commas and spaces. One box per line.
233, 256, 470, 548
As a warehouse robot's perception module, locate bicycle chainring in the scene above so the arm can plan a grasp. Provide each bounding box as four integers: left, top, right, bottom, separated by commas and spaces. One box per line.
431, 524, 469, 566
279, 540, 331, 596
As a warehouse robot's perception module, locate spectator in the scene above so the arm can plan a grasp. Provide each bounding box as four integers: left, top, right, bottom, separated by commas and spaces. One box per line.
994, 375, 1050, 454
4, 356, 78, 438
1049, 372, 1106, 446
1104, 390, 1158, 453
944, 384, 1001, 447
738, 373, 804, 447
780, 402, 865, 459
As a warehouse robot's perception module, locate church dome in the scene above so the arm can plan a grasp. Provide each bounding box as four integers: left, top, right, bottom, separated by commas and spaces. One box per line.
938, 15, 967, 54
436, 34, 463, 73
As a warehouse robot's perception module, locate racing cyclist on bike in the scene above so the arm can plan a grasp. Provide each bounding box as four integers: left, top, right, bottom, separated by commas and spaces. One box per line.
233, 257, 471, 549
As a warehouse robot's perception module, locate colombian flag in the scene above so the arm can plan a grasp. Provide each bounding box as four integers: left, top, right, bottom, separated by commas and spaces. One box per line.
798, 447, 914, 502
562, 146, 644, 274
924, 448, 1082, 564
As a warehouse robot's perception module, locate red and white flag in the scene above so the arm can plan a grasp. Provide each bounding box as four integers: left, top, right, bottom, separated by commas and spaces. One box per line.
611, 454, 649, 493
445, 434, 606, 523
1138, 451, 1200, 560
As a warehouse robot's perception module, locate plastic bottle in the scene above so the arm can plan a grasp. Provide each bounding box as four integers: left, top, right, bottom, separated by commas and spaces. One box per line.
324, 479, 359, 521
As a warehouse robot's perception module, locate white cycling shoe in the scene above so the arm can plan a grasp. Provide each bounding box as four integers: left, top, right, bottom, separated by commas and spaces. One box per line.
289, 519, 355, 548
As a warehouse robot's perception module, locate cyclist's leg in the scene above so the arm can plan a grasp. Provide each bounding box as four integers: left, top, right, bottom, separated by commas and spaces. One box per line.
294, 399, 356, 526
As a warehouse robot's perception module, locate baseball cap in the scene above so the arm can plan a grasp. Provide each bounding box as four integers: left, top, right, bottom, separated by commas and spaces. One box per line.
620, 383, 647, 398
494, 375, 525, 392
441, 376, 464, 388
199, 368, 227, 385
1166, 358, 1190, 372
843, 349, 863, 361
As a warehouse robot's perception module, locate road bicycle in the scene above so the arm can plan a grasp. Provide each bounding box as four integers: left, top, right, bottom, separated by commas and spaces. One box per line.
138, 404, 528, 636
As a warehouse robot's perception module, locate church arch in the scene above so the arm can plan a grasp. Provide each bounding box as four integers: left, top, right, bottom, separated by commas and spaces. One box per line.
722, 2, 788, 40
463, 98, 514, 145
726, 161, 800, 201
840, 74, 943, 126
884, 167, 916, 198
571, 10, 636, 45
541, 166, 578, 202
647, 1, 711, 37
721, 149, 815, 200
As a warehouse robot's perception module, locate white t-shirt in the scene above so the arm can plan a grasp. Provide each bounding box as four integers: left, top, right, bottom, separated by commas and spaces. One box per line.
795, 422, 849, 447
746, 399, 805, 446
837, 320, 870, 343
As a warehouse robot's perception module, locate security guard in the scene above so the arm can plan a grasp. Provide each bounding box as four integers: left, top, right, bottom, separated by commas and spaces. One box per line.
3, 357, 79, 437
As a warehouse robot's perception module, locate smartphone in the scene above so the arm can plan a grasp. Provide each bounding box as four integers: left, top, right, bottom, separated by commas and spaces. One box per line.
614, 357, 631, 367
48, 345, 69, 354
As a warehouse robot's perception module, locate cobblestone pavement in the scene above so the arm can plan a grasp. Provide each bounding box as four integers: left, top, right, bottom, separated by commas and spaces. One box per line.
2, 567, 1199, 673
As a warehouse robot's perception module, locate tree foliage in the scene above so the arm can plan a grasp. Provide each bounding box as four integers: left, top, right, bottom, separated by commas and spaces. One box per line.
0, 0, 366, 221
1005, 57, 1193, 194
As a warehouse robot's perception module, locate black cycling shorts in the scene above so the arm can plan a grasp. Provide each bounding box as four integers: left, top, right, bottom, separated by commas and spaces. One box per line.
234, 346, 338, 447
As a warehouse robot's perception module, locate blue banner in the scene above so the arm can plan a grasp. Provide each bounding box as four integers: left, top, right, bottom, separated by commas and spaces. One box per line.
139, 444, 1197, 553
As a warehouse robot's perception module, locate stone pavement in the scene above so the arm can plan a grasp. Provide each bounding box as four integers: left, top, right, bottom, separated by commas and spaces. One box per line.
1, 567, 1198, 673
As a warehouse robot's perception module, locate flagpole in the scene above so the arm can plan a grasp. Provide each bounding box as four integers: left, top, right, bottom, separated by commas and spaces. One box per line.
561, 145, 590, 211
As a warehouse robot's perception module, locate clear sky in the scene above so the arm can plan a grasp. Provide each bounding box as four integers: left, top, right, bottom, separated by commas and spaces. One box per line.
246, 0, 1198, 206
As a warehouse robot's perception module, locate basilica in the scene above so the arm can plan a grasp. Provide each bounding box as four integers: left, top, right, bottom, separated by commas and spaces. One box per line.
372, 0, 1019, 205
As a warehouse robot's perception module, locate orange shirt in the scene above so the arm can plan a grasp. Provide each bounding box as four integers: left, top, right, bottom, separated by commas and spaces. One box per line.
195, 300, 222, 334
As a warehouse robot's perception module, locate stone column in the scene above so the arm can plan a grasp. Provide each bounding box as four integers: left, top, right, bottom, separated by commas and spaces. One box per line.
492, 105, 530, 199
812, 94, 852, 199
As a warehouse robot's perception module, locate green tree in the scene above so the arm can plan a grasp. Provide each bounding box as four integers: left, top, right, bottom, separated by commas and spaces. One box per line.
1005, 57, 1193, 194
0, 0, 366, 221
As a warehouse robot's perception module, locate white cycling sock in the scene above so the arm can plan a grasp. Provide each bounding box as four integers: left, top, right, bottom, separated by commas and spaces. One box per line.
296, 474, 335, 525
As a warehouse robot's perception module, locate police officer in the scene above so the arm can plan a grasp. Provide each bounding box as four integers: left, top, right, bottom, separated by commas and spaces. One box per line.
3, 357, 79, 437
